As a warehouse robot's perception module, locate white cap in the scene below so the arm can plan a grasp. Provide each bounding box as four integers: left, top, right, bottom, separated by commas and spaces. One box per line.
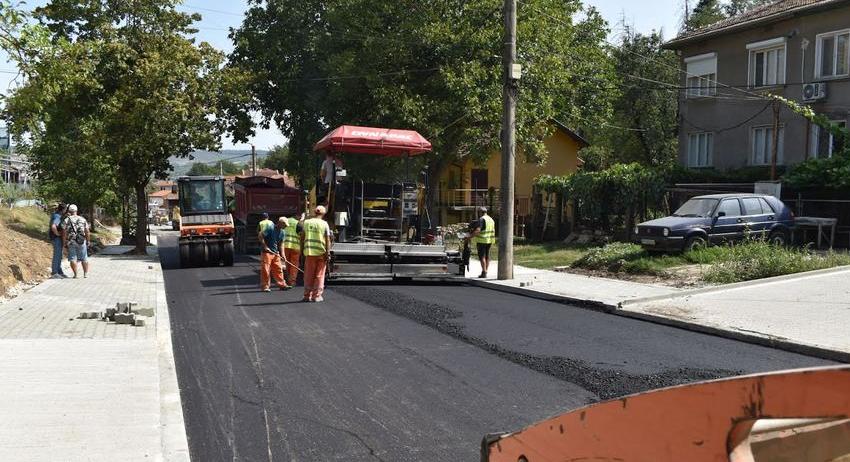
68, 204, 78, 213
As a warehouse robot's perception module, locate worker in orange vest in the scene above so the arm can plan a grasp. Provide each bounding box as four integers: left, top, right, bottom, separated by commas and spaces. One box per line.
300, 206, 332, 302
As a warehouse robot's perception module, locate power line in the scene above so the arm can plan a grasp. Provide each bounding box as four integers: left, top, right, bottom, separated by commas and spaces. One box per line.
278, 67, 440, 83
517, 0, 769, 102
681, 101, 774, 133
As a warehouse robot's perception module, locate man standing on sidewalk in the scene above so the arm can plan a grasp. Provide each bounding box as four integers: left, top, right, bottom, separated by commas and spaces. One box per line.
49, 203, 67, 279
62, 204, 90, 279
471, 206, 495, 278
283, 214, 304, 287
300, 206, 332, 302
258, 217, 290, 292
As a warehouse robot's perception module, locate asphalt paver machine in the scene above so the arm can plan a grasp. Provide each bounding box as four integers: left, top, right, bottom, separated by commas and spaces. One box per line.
314, 125, 468, 280
176, 176, 235, 267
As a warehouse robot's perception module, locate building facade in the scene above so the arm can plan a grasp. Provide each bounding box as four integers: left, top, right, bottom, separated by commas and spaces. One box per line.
666, 0, 850, 171
435, 121, 587, 229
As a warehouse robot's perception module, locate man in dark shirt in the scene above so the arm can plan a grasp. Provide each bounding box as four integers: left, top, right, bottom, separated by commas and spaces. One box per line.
258, 217, 291, 292
49, 203, 67, 278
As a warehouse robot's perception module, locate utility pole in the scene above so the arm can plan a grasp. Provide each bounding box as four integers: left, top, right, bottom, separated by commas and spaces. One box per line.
498, 0, 518, 281
771, 101, 780, 181
251, 144, 257, 176
219, 161, 223, 176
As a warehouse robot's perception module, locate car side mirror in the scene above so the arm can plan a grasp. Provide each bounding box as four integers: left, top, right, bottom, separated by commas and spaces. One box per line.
716, 211, 726, 218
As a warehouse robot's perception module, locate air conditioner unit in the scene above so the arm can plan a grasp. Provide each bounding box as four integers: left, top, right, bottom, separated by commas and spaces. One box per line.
802, 82, 827, 102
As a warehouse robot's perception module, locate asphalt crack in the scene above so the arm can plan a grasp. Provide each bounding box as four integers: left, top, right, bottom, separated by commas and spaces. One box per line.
333, 287, 741, 401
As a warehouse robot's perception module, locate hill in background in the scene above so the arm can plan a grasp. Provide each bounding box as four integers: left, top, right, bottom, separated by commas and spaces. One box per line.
169, 149, 269, 177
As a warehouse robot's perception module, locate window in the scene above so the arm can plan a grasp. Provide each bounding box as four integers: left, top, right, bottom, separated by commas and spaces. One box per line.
748, 38, 786, 87
741, 197, 764, 215
810, 120, 846, 158
751, 125, 785, 166
816, 30, 850, 78
687, 132, 713, 167
759, 198, 775, 214
685, 53, 717, 97
717, 199, 742, 217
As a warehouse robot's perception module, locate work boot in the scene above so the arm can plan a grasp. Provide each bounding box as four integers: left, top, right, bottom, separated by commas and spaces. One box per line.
478, 272, 487, 278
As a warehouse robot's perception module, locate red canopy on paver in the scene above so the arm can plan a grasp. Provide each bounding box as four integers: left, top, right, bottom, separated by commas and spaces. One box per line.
313, 125, 432, 157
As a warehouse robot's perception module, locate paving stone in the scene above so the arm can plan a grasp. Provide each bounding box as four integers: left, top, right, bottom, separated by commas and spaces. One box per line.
114, 313, 136, 325
131, 307, 155, 317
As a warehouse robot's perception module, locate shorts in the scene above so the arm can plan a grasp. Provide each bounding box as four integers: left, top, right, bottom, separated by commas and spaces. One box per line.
68, 242, 88, 262
476, 243, 492, 259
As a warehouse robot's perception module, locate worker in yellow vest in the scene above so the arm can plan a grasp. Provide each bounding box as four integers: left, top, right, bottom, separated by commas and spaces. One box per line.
471, 206, 496, 278
283, 213, 304, 286
257, 212, 274, 235
300, 206, 332, 302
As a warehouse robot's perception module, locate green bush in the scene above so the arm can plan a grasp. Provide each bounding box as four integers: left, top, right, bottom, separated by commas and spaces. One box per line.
571, 242, 646, 271
701, 241, 850, 283
535, 163, 668, 232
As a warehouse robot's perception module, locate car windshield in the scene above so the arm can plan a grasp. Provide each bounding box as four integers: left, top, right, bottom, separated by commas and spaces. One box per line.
673, 198, 719, 218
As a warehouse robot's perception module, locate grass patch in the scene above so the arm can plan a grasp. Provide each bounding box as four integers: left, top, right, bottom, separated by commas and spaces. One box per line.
571, 240, 850, 283
0, 206, 49, 240
471, 239, 593, 270
699, 241, 850, 283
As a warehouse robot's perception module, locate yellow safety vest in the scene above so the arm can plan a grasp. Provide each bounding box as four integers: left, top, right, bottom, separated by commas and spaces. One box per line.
473, 215, 496, 245
284, 217, 301, 250
257, 219, 273, 234
302, 218, 329, 256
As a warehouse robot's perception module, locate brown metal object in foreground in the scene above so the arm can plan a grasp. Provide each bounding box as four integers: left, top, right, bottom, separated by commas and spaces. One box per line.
482, 366, 850, 462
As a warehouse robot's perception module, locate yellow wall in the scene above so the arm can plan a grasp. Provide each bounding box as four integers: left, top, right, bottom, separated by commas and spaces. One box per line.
437, 127, 583, 224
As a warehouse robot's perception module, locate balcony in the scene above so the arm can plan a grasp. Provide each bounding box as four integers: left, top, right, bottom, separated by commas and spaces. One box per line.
437, 188, 500, 211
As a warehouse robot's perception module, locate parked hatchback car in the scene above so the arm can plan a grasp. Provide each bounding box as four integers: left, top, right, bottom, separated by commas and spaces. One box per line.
634, 194, 795, 252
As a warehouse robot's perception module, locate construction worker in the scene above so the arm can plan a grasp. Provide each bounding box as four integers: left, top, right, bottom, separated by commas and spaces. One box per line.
471, 206, 495, 278
283, 213, 304, 286
258, 217, 291, 292
257, 212, 274, 235
300, 205, 332, 302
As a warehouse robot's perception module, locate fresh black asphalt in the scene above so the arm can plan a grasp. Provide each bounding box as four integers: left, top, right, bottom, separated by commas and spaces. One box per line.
159, 233, 834, 461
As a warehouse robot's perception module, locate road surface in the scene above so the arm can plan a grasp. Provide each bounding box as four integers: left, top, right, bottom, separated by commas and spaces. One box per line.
159, 234, 833, 461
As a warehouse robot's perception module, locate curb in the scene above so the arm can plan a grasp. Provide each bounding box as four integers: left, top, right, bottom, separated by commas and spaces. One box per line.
466, 279, 617, 313
620, 265, 850, 307
467, 277, 850, 364
152, 248, 191, 462
614, 309, 850, 363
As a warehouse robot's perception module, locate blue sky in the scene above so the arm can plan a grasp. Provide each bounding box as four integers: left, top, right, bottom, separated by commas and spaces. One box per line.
0, 0, 683, 150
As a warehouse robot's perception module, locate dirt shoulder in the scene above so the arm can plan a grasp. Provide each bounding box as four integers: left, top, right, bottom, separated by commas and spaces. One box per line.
0, 221, 52, 299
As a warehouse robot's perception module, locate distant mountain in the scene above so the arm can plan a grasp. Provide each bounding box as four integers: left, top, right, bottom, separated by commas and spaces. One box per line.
169, 150, 269, 177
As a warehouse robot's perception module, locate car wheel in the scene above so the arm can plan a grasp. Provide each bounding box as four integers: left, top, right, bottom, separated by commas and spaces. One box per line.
768, 229, 788, 247
685, 236, 707, 252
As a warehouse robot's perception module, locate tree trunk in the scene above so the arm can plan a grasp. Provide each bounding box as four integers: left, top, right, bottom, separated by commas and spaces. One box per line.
135, 183, 147, 254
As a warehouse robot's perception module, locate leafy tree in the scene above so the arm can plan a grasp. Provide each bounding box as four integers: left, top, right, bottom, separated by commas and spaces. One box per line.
723, 0, 772, 16
584, 28, 679, 167
261, 144, 314, 189
684, 0, 726, 31
4, 0, 230, 253
186, 160, 244, 177
227, 0, 614, 208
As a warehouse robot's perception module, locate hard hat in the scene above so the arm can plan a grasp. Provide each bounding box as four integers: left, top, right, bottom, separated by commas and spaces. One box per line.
315, 205, 327, 215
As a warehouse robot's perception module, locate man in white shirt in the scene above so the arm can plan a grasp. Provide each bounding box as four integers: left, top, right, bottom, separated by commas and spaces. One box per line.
62, 204, 91, 278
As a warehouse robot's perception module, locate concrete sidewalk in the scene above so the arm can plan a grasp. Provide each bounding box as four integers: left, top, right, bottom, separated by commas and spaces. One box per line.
620, 267, 850, 361
467, 259, 680, 308
468, 260, 850, 361
0, 247, 188, 461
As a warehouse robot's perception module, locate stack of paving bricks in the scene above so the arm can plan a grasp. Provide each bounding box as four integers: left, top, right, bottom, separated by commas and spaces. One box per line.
79, 301, 154, 327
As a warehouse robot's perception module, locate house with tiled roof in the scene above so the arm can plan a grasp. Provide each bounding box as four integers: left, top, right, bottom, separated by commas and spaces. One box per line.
666, 0, 850, 171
